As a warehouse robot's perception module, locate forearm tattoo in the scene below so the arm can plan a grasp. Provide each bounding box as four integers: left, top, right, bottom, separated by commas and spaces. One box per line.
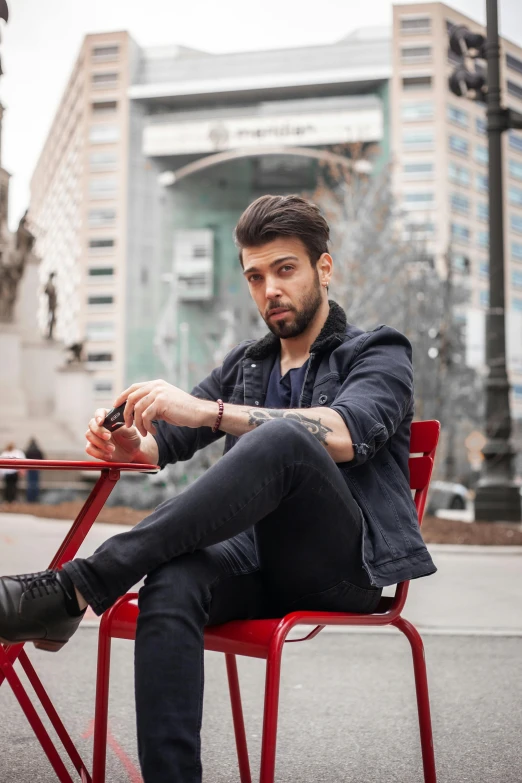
248, 408, 333, 447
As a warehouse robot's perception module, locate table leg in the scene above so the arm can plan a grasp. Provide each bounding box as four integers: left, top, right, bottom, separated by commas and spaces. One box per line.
0, 468, 120, 781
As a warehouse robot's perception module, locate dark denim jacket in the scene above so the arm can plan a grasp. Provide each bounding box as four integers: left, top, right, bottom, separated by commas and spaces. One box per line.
153, 301, 437, 587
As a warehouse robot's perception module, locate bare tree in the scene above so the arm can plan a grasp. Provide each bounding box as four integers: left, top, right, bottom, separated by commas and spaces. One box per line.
306, 151, 483, 480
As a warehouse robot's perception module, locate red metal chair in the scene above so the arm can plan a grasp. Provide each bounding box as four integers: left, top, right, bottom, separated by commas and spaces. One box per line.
92, 420, 440, 783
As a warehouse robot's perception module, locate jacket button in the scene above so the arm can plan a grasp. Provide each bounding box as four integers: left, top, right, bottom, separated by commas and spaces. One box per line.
254, 401, 260, 405
318, 394, 328, 405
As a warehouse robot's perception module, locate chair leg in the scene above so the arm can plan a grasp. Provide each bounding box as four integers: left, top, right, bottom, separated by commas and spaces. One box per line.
259, 641, 285, 783
225, 654, 252, 783
393, 616, 437, 783
92, 619, 113, 783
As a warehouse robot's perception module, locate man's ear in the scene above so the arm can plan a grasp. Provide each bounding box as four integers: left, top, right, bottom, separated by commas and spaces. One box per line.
317, 253, 333, 286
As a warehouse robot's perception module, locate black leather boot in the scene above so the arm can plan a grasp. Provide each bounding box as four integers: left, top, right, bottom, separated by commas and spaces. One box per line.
0, 570, 85, 651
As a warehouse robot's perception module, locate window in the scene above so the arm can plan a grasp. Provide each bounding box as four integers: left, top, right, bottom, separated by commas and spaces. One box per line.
405, 221, 435, 237
509, 185, 522, 208
90, 151, 118, 171
512, 242, 522, 260
403, 192, 434, 211
477, 230, 489, 248
477, 202, 489, 221
476, 173, 489, 192
507, 81, 522, 101
93, 380, 114, 397
404, 192, 434, 203
402, 76, 432, 91
87, 352, 113, 365
89, 124, 119, 144
91, 72, 118, 89
88, 295, 114, 306
88, 238, 115, 251
474, 144, 488, 165
447, 105, 468, 128
507, 53, 522, 76
88, 266, 115, 278
92, 100, 118, 115
449, 134, 469, 156
509, 132, 522, 153
401, 46, 431, 63
403, 161, 434, 178
512, 214, 522, 233
514, 384, 522, 400
513, 270, 522, 288
89, 177, 117, 199
476, 117, 487, 135
401, 102, 434, 121
88, 208, 116, 227
479, 261, 489, 277
450, 193, 470, 214
480, 290, 489, 308
509, 159, 522, 181
92, 45, 119, 62
86, 322, 115, 341
451, 223, 470, 243
452, 254, 470, 273
400, 16, 431, 34
447, 47, 461, 66
448, 161, 471, 186
512, 298, 522, 312
402, 131, 434, 150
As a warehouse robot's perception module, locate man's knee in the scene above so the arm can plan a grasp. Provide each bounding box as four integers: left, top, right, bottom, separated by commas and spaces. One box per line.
138, 552, 211, 611
245, 416, 318, 454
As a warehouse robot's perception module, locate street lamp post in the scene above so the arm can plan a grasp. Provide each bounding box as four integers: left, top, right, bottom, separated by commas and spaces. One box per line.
474, 0, 521, 521
448, 0, 522, 521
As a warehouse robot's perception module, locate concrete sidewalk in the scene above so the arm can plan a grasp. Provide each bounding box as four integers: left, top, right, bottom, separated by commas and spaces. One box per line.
0, 512, 521, 783
1, 511, 521, 635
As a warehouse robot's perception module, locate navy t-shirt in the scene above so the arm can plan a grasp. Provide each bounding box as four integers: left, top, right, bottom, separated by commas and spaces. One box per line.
265, 354, 309, 410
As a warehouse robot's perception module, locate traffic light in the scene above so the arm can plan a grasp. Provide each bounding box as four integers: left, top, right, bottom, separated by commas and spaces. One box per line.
448, 66, 486, 100
448, 24, 487, 101
448, 24, 486, 59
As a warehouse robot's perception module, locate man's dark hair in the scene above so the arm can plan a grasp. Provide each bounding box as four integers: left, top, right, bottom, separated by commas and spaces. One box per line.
234, 194, 330, 267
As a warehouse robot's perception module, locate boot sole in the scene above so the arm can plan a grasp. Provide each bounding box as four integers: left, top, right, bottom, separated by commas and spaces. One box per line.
0, 636, 67, 652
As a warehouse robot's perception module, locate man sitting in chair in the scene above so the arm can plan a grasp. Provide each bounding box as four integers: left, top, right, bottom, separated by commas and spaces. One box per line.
0, 195, 436, 783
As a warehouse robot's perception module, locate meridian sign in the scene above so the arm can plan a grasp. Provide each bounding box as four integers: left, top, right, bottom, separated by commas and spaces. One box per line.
143, 107, 383, 157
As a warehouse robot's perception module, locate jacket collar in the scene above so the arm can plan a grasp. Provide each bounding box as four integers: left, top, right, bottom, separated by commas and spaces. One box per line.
244, 300, 347, 361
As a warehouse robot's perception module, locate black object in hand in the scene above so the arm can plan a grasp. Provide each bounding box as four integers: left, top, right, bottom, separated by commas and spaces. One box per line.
102, 403, 128, 432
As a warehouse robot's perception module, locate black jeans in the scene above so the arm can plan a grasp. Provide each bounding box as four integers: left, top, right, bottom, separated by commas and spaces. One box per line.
64, 418, 381, 783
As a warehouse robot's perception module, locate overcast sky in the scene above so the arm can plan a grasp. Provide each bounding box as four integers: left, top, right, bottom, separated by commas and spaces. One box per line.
1, 0, 521, 230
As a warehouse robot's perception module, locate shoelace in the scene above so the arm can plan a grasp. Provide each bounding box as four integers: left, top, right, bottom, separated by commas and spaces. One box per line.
8, 570, 71, 601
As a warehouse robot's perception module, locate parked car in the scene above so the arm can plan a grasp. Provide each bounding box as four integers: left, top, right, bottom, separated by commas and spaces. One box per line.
426, 480, 471, 513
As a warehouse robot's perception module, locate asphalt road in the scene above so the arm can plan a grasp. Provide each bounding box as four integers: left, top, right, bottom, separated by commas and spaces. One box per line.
0, 512, 521, 782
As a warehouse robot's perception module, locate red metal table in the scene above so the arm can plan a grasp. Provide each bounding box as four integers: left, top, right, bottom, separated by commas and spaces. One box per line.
0, 459, 158, 783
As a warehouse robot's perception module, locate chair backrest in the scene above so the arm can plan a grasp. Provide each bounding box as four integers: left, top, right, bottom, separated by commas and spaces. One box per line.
380, 420, 440, 616
408, 420, 440, 527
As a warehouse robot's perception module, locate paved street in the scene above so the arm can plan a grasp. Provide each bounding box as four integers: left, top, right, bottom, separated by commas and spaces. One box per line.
1, 512, 521, 782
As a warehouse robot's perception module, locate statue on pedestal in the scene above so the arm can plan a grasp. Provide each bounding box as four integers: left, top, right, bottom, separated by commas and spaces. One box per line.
0, 211, 34, 323
44, 271, 57, 339
65, 341, 84, 364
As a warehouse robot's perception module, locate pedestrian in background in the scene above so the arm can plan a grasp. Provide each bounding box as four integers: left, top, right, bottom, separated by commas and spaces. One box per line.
0, 443, 26, 504
25, 438, 45, 503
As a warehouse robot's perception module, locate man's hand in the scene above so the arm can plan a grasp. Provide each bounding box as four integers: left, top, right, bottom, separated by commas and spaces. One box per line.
112, 380, 209, 437
85, 408, 144, 463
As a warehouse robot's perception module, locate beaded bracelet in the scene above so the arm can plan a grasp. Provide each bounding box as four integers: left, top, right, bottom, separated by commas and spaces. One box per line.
212, 399, 224, 433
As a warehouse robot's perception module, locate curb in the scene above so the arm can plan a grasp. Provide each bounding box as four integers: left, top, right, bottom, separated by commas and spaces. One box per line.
427, 543, 522, 555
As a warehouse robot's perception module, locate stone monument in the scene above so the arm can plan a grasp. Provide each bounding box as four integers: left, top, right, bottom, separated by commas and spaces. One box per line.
0, 26, 94, 458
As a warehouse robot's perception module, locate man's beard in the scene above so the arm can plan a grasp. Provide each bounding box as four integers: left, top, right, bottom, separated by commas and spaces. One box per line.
264, 275, 323, 339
